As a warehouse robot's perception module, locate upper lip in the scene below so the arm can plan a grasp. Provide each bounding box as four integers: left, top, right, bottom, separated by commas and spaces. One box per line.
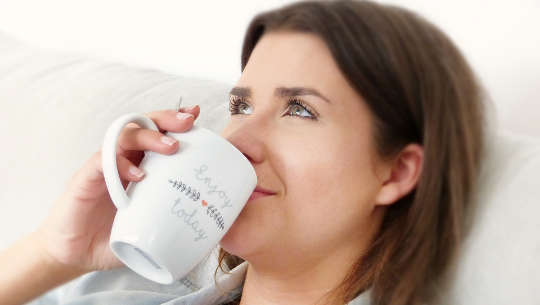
254, 186, 276, 195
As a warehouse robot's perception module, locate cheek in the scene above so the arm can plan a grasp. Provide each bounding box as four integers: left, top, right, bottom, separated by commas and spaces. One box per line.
282, 135, 378, 241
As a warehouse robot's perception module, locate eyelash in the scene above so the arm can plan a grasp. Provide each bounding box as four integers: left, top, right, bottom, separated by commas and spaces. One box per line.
229, 96, 318, 120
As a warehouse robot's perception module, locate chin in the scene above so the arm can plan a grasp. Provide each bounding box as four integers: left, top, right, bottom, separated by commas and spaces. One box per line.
219, 218, 248, 257
220, 196, 282, 259
219, 209, 264, 259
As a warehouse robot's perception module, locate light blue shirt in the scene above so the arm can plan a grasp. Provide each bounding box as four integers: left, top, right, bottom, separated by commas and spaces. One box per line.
25, 258, 371, 305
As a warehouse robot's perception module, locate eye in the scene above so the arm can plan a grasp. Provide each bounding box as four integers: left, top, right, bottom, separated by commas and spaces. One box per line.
229, 96, 318, 120
229, 96, 252, 115
285, 98, 316, 120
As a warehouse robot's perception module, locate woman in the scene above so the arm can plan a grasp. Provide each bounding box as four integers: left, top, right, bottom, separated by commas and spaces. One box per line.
0, 0, 485, 304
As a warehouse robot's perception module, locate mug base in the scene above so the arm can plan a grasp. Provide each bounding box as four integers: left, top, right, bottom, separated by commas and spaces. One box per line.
111, 241, 174, 284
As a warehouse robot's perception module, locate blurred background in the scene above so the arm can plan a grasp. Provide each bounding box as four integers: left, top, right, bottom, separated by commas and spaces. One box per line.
0, 0, 539, 137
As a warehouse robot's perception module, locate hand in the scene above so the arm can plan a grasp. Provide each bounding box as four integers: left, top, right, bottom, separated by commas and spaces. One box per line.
33, 106, 200, 273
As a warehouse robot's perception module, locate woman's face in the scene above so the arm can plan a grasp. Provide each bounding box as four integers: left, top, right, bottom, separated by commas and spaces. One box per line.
220, 31, 389, 267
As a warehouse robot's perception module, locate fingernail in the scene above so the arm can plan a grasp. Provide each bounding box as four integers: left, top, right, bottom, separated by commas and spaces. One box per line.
161, 136, 177, 146
129, 166, 145, 178
176, 112, 194, 120
186, 105, 198, 111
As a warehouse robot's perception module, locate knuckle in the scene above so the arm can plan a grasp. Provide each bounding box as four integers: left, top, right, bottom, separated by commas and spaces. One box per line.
179, 121, 195, 131
89, 151, 103, 171
145, 109, 171, 120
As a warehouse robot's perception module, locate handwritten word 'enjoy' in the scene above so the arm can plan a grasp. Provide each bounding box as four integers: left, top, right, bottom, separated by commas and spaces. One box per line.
194, 165, 233, 209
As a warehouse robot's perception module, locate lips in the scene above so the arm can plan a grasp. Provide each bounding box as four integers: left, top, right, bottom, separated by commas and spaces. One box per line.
248, 186, 276, 202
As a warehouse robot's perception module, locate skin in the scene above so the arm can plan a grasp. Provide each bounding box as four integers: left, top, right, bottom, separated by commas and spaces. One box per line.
0, 30, 422, 305
218, 31, 424, 305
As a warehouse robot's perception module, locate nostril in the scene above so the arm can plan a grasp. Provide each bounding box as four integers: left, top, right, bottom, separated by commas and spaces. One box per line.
243, 153, 253, 162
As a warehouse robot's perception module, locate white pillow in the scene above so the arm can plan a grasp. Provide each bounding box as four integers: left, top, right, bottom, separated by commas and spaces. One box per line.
437, 130, 540, 304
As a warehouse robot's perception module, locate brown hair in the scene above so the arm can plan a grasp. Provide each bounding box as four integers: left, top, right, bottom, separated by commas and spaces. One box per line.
217, 1, 486, 304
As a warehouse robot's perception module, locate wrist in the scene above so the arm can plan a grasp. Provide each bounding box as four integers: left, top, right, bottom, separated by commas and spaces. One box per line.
0, 230, 88, 305
29, 229, 90, 279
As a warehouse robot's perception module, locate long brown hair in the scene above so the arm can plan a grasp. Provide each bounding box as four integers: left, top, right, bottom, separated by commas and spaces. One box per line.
217, 1, 486, 304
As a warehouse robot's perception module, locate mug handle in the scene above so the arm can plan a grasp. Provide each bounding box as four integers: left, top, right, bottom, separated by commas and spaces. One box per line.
102, 113, 160, 210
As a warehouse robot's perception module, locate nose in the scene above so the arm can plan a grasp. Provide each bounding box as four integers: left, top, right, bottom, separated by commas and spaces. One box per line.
221, 118, 266, 165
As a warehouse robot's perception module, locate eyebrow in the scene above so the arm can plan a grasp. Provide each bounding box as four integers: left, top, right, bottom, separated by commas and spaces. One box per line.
229, 86, 332, 104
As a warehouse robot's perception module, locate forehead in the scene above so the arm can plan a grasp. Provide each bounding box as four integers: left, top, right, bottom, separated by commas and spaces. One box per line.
238, 31, 355, 102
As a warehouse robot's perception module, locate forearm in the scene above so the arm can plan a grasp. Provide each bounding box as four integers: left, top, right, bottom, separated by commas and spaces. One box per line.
0, 231, 88, 305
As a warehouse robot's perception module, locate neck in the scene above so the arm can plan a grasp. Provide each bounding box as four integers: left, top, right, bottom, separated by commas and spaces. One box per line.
236, 206, 385, 305
238, 242, 365, 305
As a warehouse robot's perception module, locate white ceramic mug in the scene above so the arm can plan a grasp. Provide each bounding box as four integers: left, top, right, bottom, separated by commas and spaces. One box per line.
101, 112, 256, 284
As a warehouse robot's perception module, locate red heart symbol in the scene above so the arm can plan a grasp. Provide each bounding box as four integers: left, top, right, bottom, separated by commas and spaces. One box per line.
202, 200, 208, 207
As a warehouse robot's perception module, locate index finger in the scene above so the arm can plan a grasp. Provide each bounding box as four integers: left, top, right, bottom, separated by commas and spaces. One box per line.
178, 105, 201, 119
144, 105, 201, 133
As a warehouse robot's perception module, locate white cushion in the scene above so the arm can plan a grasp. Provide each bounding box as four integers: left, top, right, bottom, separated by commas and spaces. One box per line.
1, 30, 540, 304
437, 130, 540, 304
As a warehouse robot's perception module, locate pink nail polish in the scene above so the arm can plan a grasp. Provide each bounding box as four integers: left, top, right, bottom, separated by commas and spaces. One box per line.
176, 112, 194, 120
